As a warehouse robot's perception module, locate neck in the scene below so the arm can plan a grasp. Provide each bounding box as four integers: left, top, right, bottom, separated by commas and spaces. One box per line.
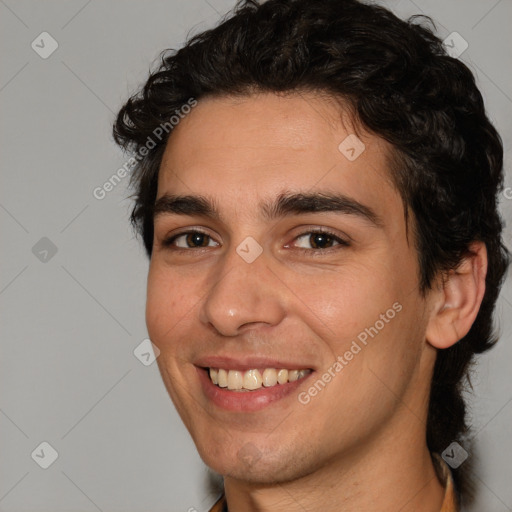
223, 417, 445, 512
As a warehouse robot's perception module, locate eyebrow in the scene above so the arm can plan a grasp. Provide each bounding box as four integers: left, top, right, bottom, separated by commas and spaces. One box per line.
153, 192, 383, 228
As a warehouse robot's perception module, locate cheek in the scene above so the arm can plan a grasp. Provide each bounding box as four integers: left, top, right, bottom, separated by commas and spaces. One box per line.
303, 260, 417, 373
305, 264, 394, 332
145, 265, 189, 346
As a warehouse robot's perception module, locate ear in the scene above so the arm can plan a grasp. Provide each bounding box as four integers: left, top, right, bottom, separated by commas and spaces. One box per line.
425, 241, 488, 349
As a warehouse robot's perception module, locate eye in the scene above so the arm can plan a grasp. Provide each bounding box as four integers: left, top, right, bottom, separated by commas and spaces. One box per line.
162, 230, 219, 249
292, 230, 349, 250
160, 228, 348, 252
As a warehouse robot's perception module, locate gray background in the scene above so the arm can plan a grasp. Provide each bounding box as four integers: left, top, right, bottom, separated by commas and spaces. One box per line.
1, 0, 511, 511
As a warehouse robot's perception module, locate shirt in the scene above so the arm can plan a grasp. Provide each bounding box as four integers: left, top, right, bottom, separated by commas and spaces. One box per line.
208, 455, 458, 512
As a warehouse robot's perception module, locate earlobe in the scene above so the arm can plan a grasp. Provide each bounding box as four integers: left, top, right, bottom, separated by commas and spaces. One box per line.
426, 241, 487, 350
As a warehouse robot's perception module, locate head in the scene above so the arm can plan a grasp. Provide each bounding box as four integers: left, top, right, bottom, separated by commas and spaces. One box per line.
113, 0, 509, 500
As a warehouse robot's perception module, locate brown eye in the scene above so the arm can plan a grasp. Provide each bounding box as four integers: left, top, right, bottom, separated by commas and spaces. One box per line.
162, 230, 219, 249
309, 233, 334, 249
185, 232, 210, 247
293, 230, 348, 250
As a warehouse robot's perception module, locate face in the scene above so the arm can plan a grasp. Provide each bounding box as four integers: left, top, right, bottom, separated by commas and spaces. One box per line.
146, 92, 436, 484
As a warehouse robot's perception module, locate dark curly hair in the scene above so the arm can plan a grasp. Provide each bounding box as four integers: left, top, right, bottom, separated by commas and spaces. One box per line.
113, 0, 509, 502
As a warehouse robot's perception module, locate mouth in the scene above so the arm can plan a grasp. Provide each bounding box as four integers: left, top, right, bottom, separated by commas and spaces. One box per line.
207, 367, 312, 391
196, 364, 314, 412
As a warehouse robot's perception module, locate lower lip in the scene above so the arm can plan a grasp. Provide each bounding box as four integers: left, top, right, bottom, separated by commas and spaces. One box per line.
196, 367, 313, 412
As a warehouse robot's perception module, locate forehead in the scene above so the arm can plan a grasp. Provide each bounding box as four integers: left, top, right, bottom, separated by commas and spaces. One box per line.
156, 92, 402, 226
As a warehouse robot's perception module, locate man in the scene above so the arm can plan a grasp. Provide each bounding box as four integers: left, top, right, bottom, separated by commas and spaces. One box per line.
113, 0, 508, 510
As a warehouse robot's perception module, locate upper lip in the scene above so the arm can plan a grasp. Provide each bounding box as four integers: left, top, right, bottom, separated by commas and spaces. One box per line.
194, 355, 314, 371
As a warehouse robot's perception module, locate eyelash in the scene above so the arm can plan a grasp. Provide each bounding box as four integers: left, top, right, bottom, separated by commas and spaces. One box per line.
160, 228, 350, 253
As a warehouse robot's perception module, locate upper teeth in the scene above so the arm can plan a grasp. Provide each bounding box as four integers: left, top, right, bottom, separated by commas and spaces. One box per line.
209, 368, 311, 391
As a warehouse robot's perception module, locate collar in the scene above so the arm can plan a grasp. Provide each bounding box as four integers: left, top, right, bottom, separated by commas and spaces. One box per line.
434, 453, 460, 512
208, 494, 227, 512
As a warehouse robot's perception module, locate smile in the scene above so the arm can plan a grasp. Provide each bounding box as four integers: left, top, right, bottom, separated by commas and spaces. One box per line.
209, 368, 312, 391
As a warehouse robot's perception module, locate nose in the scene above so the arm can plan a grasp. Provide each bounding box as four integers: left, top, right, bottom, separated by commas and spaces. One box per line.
199, 246, 286, 337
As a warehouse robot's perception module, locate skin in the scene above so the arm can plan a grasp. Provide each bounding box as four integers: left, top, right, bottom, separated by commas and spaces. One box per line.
146, 92, 487, 511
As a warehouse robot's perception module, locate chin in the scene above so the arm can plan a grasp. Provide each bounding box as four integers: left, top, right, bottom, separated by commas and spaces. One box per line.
198, 443, 318, 485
